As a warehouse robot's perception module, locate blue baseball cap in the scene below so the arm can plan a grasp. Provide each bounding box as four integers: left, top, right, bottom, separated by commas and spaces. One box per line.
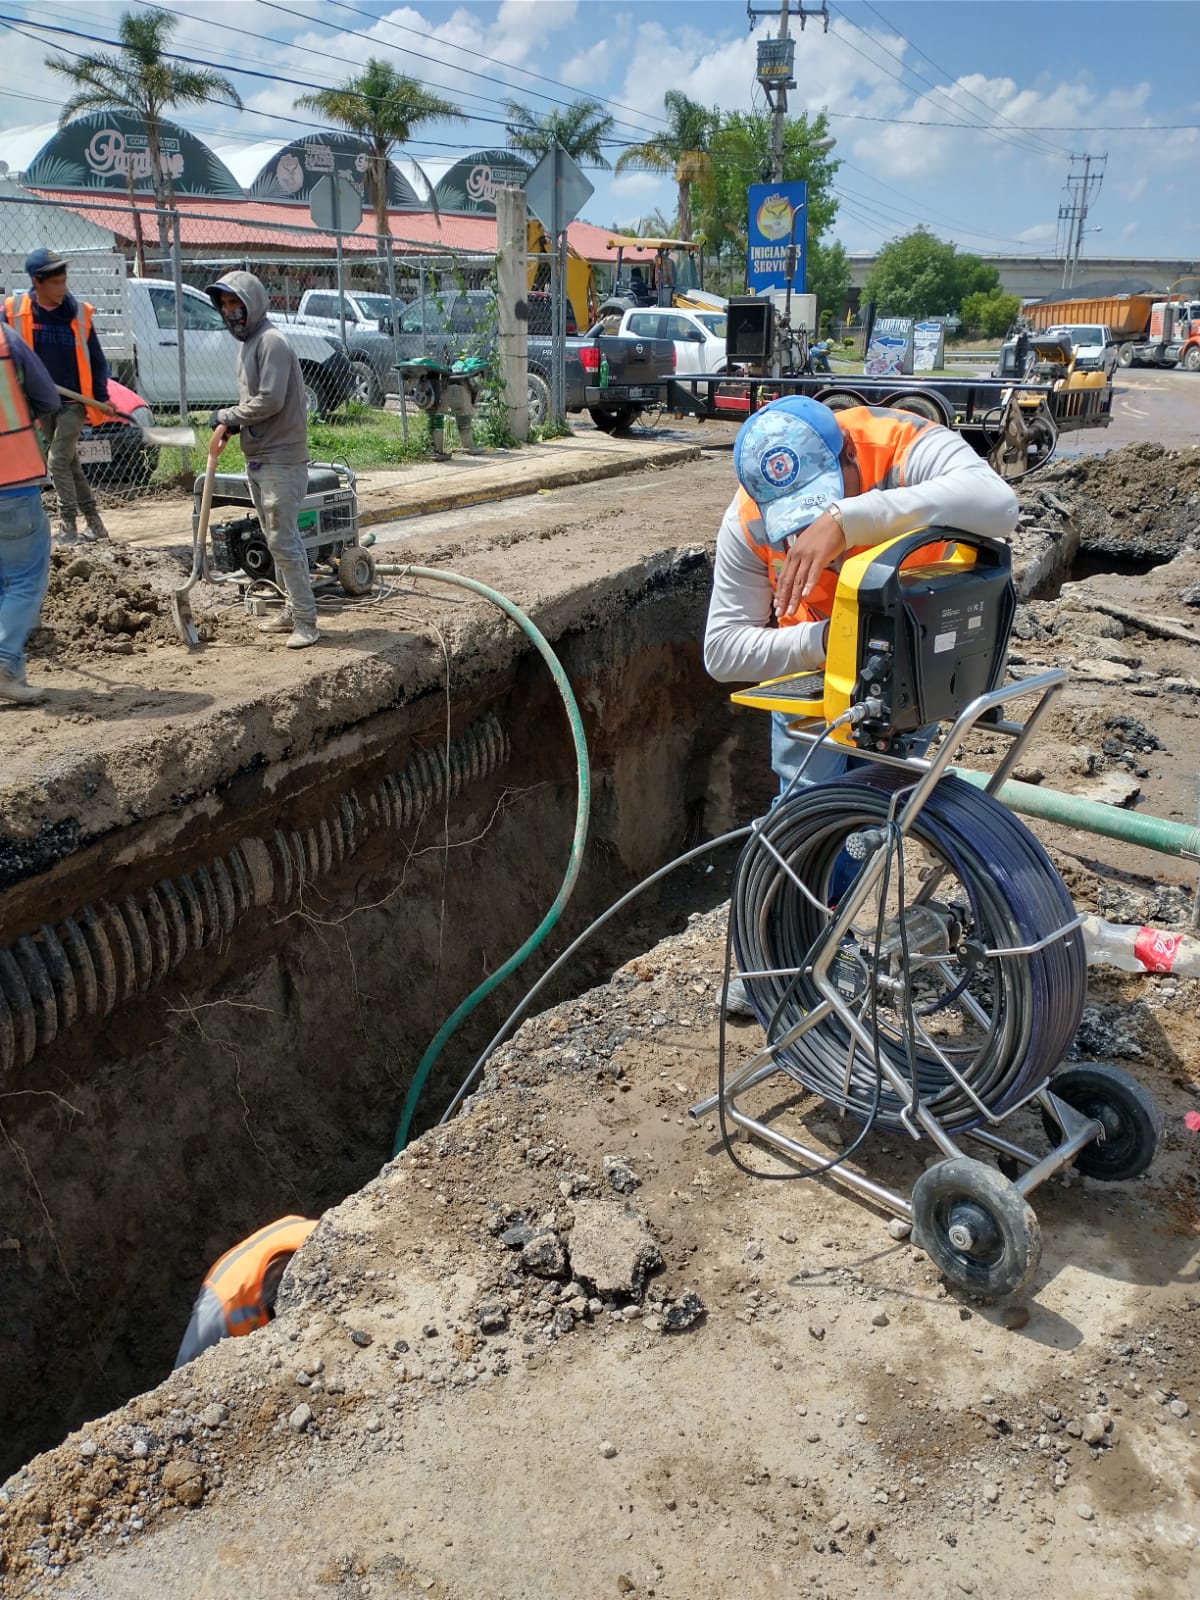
24, 246, 69, 279
734, 395, 846, 545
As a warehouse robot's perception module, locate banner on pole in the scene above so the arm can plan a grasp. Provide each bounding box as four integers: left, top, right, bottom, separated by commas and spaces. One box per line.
746, 181, 808, 295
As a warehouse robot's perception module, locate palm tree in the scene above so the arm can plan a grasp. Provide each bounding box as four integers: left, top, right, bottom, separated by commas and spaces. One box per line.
47, 8, 241, 220
503, 97, 615, 169
296, 60, 464, 234
615, 91, 714, 242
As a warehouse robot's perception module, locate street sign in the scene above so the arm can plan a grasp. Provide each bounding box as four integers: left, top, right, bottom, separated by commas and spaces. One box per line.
747, 180, 808, 294
524, 145, 594, 238
308, 173, 363, 235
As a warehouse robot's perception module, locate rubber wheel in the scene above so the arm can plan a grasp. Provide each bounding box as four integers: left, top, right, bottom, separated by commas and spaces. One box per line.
589, 404, 638, 435
1040, 1064, 1162, 1181
1183, 346, 1200, 373
527, 370, 551, 430
298, 368, 321, 417
337, 545, 376, 597
1116, 342, 1134, 368
883, 390, 949, 425
350, 360, 382, 407
814, 386, 867, 413
912, 1156, 1041, 1298
241, 539, 274, 581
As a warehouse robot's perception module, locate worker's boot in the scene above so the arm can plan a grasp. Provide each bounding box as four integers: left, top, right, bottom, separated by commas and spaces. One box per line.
286, 620, 320, 650
0, 666, 46, 706
82, 511, 110, 541
55, 516, 80, 544
258, 610, 293, 634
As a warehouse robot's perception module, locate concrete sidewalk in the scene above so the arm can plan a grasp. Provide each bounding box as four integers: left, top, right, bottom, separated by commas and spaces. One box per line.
104, 429, 704, 551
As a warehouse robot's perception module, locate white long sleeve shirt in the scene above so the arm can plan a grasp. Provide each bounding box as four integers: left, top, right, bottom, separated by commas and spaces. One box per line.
704, 423, 1019, 684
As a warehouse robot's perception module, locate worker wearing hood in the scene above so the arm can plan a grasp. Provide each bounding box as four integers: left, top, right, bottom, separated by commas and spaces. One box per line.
206, 270, 319, 648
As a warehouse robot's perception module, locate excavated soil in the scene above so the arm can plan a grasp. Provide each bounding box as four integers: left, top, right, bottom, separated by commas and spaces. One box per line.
32, 544, 222, 659
3, 439, 1200, 1597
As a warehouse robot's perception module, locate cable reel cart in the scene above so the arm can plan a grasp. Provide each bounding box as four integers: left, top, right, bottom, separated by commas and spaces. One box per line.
692, 528, 1161, 1298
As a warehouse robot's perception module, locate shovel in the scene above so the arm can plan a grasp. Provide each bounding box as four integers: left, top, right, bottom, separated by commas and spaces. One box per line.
55, 384, 196, 449
171, 442, 218, 648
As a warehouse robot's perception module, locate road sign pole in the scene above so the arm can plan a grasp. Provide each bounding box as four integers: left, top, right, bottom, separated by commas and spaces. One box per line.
523, 145, 594, 432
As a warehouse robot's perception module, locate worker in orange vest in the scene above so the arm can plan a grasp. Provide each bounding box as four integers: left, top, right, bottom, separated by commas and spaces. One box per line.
705, 394, 1018, 791
175, 1216, 316, 1368
0, 320, 61, 705
3, 248, 118, 544
704, 394, 1018, 1015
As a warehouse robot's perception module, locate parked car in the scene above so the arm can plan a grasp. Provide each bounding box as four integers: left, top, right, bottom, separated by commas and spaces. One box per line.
74, 377, 155, 488
290, 289, 406, 406
1044, 323, 1119, 378
614, 305, 728, 375
121, 279, 354, 414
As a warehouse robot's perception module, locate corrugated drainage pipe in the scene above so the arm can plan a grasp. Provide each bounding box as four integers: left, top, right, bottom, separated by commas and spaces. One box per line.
950, 768, 1200, 860
375, 564, 591, 1154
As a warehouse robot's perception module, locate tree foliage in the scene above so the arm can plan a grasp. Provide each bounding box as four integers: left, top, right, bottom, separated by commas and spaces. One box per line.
959, 288, 1022, 338
46, 7, 241, 215
863, 228, 1000, 320
615, 91, 714, 241
296, 59, 463, 234
503, 97, 615, 168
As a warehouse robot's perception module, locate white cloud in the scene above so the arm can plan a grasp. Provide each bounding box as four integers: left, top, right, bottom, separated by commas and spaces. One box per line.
1016, 223, 1056, 244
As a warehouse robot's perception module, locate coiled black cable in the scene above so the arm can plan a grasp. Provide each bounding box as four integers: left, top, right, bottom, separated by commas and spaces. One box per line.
730, 769, 1086, 1134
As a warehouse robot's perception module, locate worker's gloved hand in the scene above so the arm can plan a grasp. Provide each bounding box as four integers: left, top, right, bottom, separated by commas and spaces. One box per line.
209, 410, 239, 435
773, 511, 847, 621
94, 399, 120, 416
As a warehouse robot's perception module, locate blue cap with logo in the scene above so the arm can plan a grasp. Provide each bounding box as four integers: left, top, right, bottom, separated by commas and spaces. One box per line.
24, 247, 69, 279
733, 395, 846, 545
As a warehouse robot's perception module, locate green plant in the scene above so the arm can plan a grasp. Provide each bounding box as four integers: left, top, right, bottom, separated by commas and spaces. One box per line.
960, 289, 1023, 339
863, 228, 1000, 320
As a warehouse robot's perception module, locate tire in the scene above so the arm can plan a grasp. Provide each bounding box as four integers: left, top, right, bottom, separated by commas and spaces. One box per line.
337, 545, 376, 597
1182, 346, 1200, 373
1116, 342, 1135, 368
588, 403, 638, 435
241, 538, 275, 582
883, 390, 951, 426
297, 365, 322, 417
349, 359, 382, 407
912, 1156, 1041, 1299
527, 370, 551, 430
1040, 1064, 1162, 1181
814, 386, 868, 413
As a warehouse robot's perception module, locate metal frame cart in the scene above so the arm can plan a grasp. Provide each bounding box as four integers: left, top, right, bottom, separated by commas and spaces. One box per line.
691, 539, 1161, 1300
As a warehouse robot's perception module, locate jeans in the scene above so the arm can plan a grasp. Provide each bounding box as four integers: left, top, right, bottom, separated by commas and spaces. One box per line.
41, 402, 97, 520
246, 461, 317, 626
0, 490, 52, 676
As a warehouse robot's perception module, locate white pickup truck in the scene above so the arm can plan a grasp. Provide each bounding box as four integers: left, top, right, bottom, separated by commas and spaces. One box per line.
610, 305, 730, 375
115, 279, 353, 414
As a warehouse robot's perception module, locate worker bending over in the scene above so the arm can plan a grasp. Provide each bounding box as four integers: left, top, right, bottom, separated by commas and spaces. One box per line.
175, 1215, 315, 1368
206, 270, 320, 649
704, 396, 1019, 791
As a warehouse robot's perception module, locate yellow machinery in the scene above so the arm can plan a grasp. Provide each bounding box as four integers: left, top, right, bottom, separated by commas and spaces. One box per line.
597, 235, 726, 322
988, 332, 1108, 479
527, 220, 597, 333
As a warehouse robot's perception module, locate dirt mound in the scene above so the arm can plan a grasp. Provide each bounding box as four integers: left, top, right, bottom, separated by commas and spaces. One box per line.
1038, 442, 1200, 560
31, 545, 213, 661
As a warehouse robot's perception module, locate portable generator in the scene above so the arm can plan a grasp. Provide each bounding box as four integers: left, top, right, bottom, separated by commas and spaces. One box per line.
195, 461, 376, 597
694, 525, 1161, 1300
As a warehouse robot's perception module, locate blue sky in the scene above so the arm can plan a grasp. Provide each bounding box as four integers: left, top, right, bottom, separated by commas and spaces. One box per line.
0, 0, 1197, 260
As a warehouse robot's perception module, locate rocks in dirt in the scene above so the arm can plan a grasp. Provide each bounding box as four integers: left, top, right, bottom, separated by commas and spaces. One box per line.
1105, 714, 1163, 753
198, 1404, 227, 1429
603, 1154, 640, 1194
349, 1329, 373, 1348
1073, 658, 1142, 684
160, 1460, 205, 1507
288, 1403, 313, 1431
32, 545, 189, 660
1073, 1006, 1143, 1060
1168, 1397, 1190, 1419
1075, 1503, 1095, 1522
568, 1199, 661, 1300
1182, 584, 1200, 608
599, 1440, 619, 1459
661, 1292, 705, 1333
1163, 676, 1200, 697
520, 1231, 568, 1279
1041, 443, 1200, 562
1001, 1305, 1031, 1331
476, 1297, 509, 1334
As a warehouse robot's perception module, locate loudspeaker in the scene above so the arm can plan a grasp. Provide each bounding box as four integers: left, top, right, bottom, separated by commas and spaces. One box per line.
726, 296, 775, 362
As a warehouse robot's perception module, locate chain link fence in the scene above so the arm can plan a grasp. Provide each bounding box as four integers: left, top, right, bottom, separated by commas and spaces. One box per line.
0, 186, 536, 501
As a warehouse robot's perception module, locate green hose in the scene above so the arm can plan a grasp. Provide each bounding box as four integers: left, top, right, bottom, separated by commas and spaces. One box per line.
376, 563, 591, 1155
951, 767, 1200, 859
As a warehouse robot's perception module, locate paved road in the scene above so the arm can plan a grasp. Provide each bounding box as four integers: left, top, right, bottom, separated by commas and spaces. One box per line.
1059, 367, 1200, 456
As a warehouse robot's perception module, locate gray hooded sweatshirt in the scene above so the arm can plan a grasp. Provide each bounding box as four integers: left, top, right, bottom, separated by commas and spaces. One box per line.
207, 271, 309, 465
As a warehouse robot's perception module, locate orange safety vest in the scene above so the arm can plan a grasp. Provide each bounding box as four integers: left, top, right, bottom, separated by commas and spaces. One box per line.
0, 329, 48, 489
738, 405, 946, 626
3, 291, 109, 425
203, 1216, 316, 1338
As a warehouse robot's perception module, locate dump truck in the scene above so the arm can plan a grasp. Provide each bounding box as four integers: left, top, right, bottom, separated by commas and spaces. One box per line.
1020, 292, 1200, 368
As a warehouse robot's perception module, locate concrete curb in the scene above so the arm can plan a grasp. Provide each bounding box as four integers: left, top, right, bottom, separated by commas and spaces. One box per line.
357, 441, 703, 528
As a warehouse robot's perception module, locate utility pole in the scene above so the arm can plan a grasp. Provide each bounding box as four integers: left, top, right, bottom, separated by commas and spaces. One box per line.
1057, 152, 1107, 290
748, 0, 828, 182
